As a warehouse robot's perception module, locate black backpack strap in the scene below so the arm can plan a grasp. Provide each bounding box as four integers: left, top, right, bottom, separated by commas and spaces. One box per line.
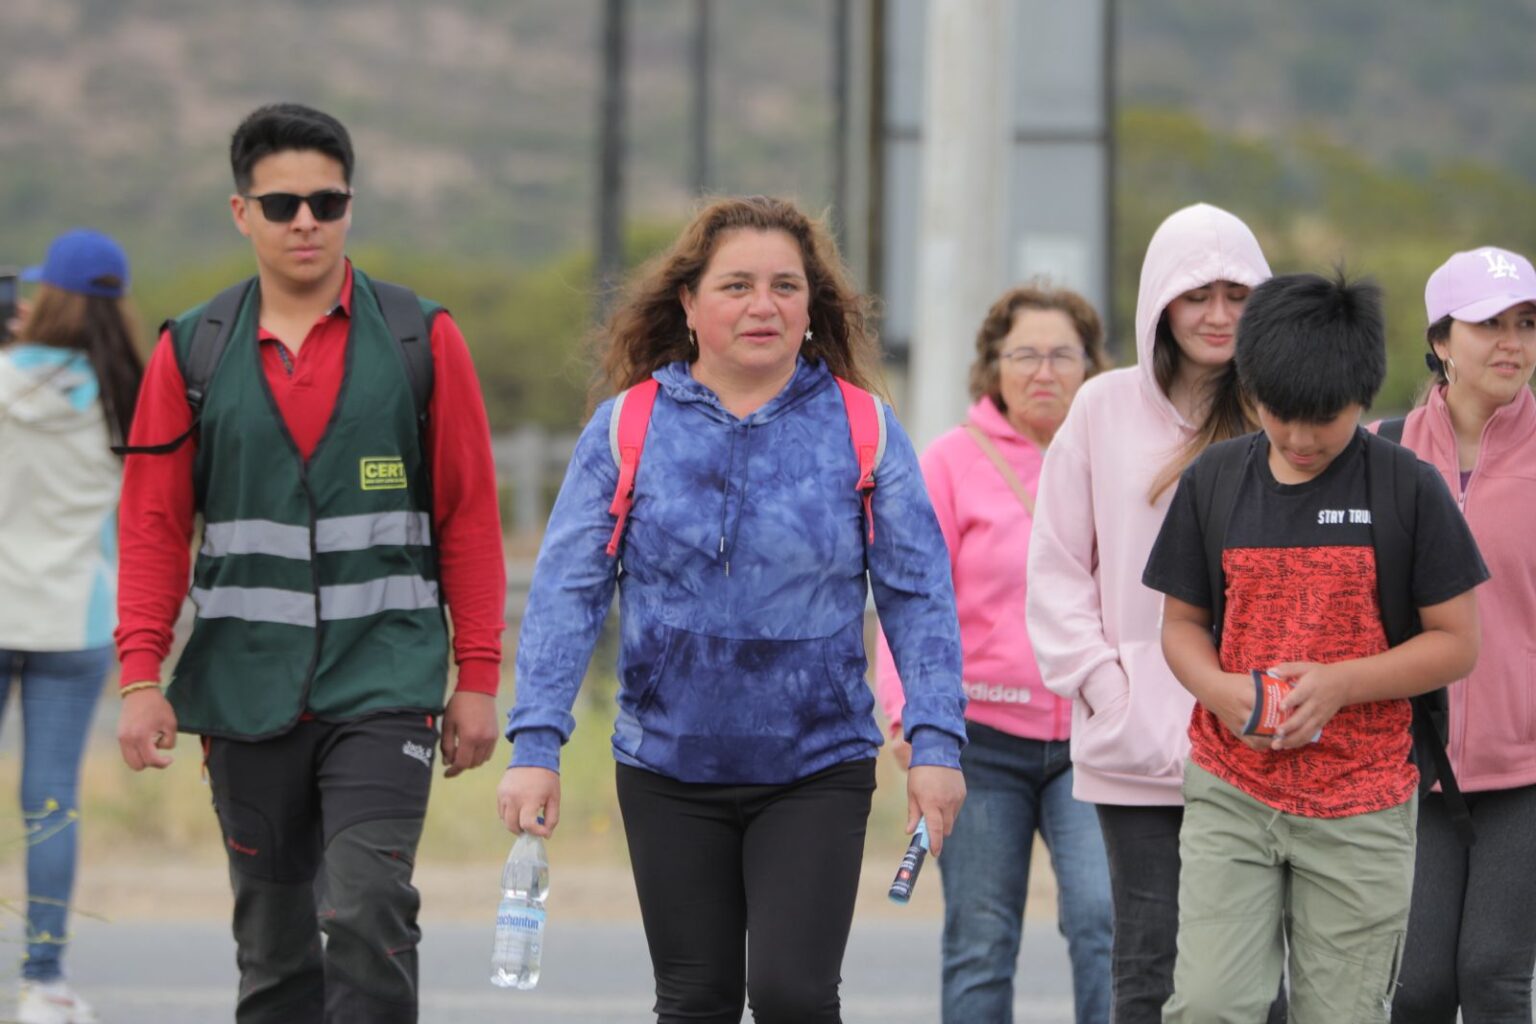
1366, 431, 1419, 646
1365, 431, 1476, 845
1378, 416, 1406, 445
371, 279, 437, 431
1194, 437, 1252, 649
111, 278, 254, 456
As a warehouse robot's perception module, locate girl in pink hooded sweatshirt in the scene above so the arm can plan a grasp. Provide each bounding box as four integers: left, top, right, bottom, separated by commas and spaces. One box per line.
1025, 204, 1274, 1023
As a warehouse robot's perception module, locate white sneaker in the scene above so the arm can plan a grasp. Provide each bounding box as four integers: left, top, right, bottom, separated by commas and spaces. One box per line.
17, 980, 99, 1024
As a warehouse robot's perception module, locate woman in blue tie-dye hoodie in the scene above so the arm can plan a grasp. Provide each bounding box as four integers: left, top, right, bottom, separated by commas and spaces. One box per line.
498, 196, 967, 1022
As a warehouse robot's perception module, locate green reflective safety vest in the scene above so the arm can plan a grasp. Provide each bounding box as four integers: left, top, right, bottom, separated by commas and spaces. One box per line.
168, 268, 449, 738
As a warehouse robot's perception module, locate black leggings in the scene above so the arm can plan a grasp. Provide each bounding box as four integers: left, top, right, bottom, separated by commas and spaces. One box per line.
616, 759, 876, 1024
1096, 803, 1285, 1024
1392, 785, 1536, 1024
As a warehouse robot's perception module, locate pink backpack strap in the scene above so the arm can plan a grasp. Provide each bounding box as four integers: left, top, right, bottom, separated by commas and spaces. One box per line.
605, 377, 661, 556
835, 377, 886, 543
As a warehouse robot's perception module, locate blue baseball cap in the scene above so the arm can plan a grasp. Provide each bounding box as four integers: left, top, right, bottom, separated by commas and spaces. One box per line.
21, 229, 130, 298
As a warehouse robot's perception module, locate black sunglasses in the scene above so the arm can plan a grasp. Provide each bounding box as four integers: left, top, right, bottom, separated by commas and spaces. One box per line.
241, 190, 353, 223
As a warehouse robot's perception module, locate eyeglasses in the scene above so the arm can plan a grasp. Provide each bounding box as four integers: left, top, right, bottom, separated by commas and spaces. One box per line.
998, 347, 1085, 373
241, 190, 353, 223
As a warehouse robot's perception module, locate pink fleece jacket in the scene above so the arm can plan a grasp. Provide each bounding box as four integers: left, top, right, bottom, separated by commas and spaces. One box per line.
876, 397, 1072, 742
1387, 384, 1536, 793
1025, 204, 1272, 805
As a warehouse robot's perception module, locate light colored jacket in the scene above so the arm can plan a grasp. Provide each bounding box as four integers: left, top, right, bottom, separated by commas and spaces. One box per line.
1026, 204, 1271, 805
0, 344, 120, 650
1393, 384, 1536, 793
877, 397, 1070, 742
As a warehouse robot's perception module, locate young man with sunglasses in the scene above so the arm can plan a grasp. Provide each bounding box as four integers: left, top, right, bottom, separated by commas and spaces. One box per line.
113, 103, 505, 1022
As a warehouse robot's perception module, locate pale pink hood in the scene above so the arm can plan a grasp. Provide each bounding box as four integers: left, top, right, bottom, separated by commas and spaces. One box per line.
1025, 204, 1270, 805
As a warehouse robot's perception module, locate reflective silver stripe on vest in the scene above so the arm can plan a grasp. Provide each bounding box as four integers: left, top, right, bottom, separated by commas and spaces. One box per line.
190, 586, 317, 626
200, 520, 312, 560
319, 575, 440, 621
201, 512, 433, 560
315, 511, 432, 552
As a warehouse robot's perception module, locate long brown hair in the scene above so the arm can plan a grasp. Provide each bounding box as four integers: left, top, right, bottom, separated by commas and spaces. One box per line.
968, 280, 1110, 409
594, 196, 882, 407
18, 282, 145, 449
1146, 309, 1256, 503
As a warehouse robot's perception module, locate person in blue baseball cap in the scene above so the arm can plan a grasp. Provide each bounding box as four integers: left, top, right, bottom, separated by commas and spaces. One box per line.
21, 229, 131, 300
1, 227, 143, 1023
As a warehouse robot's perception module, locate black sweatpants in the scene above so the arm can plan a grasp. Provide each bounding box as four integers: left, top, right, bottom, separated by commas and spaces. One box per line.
1392, 785, 1536, 1024
616, 758, 876, 1024
206, 712, 438, 1024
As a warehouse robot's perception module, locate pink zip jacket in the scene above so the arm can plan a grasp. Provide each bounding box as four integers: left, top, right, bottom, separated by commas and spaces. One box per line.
1381, 384, 1536, 793
1025, 204, 1272, 805
877, 397, 1072, 742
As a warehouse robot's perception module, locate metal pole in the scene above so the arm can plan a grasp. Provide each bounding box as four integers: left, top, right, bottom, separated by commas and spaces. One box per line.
691, 0, 711, 195
832, 0, 850, 246
1103, 0, 1119, 353
909, 0, 1010, 449
597, 0, 627, 315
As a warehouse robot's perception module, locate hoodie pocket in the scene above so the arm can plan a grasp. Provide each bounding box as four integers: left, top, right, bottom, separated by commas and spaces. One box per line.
633, 622, 863, 783
1071, 640, 1192, 780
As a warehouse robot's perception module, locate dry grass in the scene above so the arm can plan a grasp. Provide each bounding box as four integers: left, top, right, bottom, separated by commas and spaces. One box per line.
0, 664, 1059, 929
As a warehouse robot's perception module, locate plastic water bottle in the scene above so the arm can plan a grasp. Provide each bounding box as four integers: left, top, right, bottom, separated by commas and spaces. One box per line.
491, 831, 549, 989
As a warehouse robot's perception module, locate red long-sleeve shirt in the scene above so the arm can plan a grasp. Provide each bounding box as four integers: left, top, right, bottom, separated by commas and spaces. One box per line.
115, 262, 505, 696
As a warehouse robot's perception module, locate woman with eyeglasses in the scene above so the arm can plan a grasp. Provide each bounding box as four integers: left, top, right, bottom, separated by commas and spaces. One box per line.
1025, 204, 1281, 1023
1385, 247, 1536, 1024
0, 228, 144, 1024
876, 281, 1113, 1023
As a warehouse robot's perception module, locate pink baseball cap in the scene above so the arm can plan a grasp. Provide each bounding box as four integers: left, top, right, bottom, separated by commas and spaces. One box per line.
1425, 247, 1536, 323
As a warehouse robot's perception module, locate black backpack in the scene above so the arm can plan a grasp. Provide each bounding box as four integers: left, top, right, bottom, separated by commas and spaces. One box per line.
1190, 427, 1474, 845
115, 276, 436, 456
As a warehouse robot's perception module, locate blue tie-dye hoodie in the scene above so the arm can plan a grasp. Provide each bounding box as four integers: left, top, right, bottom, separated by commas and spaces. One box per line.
507, 357, 966, 784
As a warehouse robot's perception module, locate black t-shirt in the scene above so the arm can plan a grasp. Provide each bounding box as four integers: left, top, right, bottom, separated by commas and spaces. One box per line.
1143, 429, 1488, 816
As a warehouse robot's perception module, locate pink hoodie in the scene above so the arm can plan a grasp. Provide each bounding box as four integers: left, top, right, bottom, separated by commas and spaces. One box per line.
876, 397, 1073, 742
1385, 385, 1536, 793
1025, 204, 1272, 805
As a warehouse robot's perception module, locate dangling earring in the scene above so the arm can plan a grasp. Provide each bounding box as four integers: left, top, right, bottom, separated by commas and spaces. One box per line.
1444, 355, 1458, 385
688, 327, 697, 352
804, 327, 814, 343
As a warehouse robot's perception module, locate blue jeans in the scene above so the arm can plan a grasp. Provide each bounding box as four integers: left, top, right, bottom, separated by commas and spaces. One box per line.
0, 647, 110, 982
938, 723, 1113, 1023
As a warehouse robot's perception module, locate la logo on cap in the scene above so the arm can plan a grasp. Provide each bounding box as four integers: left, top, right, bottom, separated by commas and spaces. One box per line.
1478, 249, 1521, 280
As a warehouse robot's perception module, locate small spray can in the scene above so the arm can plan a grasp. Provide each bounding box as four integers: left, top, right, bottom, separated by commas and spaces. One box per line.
887, 817, 931, 904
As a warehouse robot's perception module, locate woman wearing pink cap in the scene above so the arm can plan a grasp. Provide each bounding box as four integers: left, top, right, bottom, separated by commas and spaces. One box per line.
0, 228, 143, 1023
1385, 247, 1536, 1024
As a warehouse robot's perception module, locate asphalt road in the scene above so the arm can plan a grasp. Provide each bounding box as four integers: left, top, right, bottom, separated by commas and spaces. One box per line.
61, 913, 1076, 1023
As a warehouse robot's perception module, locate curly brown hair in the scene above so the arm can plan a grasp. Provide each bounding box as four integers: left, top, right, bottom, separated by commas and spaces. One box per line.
594, 196, 882, 407
967, 280, 1110, 410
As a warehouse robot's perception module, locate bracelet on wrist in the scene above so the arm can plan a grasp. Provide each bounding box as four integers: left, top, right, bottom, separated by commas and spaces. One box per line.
119, 680, 163, 698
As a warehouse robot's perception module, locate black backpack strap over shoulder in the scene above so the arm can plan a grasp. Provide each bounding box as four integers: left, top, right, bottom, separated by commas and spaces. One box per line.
111, 278, 255, 456
1378, 416, 1407, 445
180, 278, 255, 414
1365, 431, 1419, 646
371, 279, 437, 430
1365, 431, 1475, 845
1193, 436, 1254, 649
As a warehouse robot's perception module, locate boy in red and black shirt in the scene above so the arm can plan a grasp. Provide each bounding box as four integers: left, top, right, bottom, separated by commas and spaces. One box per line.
1143, 273, 1486, 1023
